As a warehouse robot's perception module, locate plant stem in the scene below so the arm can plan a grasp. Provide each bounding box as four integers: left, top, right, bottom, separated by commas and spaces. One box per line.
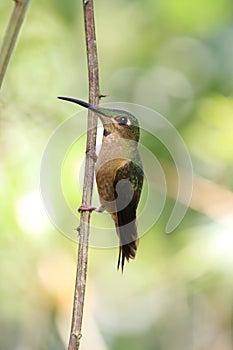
0, 0, 31, 89
68, 0, 100, 349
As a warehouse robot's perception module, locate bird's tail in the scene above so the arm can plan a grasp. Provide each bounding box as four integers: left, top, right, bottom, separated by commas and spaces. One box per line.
116, 220, 139, 272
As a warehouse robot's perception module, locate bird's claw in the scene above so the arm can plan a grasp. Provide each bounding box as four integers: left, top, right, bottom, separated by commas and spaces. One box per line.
78, 205, 97, 213
95, 205, 105, 213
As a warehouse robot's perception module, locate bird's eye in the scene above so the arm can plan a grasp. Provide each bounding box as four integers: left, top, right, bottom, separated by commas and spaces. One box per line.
115, 116, 128, 126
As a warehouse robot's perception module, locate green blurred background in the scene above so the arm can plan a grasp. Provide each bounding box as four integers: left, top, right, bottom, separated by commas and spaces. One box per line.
1, 0, 233, 349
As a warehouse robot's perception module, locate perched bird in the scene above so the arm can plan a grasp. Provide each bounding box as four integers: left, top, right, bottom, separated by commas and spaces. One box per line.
58, 97, 144, 271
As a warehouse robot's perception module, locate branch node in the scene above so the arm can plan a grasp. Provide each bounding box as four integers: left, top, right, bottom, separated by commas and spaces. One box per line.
71, 332, 82, 340
99, 93, 108, 99
86, 148, 98, 162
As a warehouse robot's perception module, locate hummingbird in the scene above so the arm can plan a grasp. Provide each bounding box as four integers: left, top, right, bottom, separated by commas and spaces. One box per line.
58, 96, 144, 271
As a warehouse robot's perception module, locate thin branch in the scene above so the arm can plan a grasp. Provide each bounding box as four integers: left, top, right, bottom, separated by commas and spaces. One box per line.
68, 0, 100, 349
0, 0, 31, 89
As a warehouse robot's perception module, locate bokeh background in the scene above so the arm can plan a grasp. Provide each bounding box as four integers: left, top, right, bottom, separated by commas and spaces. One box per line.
1, 0, 233, 349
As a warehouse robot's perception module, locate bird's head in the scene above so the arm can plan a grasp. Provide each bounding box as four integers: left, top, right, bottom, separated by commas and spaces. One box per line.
58, 96, 140, 142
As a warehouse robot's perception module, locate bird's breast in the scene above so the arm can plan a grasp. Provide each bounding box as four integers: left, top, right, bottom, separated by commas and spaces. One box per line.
95, 158, 125, 204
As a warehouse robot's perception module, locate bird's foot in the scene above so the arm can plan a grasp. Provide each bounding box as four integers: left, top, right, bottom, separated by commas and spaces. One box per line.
78, 205, 97, 213
95, 205, 105, 213
86, 148, 98, 162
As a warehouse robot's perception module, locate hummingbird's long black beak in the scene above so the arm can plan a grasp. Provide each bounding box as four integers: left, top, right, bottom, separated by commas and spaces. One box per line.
58, 96, 104, 116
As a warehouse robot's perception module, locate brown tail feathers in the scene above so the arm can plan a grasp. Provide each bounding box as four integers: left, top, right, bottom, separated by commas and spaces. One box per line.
116, 217, 139, 271
117, 239, 138, 272
113, 199, 139, 272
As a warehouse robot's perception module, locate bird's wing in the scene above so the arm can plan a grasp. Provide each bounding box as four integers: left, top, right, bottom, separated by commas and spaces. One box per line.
113, 160, 143, 271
